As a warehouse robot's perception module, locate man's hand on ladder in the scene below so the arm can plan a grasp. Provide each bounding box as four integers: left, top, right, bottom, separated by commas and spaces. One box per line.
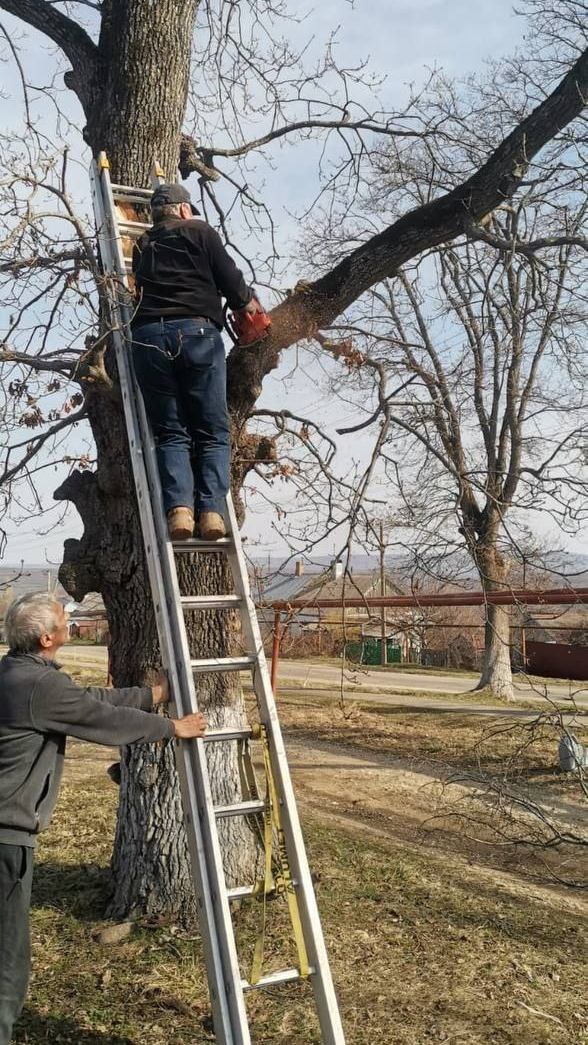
151, 671, 206, 737
171, 711, 207, 739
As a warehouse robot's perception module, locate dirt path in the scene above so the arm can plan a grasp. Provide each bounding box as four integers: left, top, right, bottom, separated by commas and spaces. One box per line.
279, 659, 588, 706
6, 644, 584, 711
280, 732, 587, 908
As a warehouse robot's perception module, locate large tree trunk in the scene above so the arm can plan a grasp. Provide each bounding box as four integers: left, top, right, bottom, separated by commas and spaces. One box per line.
55, 1, 258, 923
473, 545, 514, 701
87, 0, 199, 182
476, 603, 513, 700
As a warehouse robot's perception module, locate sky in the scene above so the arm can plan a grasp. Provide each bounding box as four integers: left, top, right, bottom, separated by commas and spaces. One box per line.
2, 0, 575, 570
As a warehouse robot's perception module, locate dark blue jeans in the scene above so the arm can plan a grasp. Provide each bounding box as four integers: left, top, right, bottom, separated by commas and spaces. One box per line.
131, 318, 230, 516
0, 844, 34, 1045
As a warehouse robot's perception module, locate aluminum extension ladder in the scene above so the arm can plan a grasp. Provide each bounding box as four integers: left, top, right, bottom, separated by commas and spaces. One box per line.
89, 153, 345, 1045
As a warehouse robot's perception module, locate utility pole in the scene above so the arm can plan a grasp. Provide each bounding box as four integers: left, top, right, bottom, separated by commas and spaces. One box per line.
520, 557, 527, 669
379, 521, 387, 666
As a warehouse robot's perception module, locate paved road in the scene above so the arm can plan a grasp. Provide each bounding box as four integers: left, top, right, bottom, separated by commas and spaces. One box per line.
277, 659, 587, 706
4, 646, 584, 712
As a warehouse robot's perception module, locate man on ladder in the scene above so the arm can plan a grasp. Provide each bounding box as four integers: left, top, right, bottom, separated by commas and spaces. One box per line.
92, 156, 345, 1043
130, 183, 258, 543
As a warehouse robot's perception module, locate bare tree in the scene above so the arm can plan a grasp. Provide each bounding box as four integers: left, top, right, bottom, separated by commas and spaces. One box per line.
304, 34, 587, 700
0, 0, 586, 921
384, 215, 585, 700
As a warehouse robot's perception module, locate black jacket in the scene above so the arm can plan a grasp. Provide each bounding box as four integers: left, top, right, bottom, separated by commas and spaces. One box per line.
0, 651, 173, 847
132, 217, 252, 327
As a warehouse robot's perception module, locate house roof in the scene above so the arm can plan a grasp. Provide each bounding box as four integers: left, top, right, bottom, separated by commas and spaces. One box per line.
259, 573, 311, 604
525, 604, 588, 637
262, 569, 403, 606
69, 592, 106, 620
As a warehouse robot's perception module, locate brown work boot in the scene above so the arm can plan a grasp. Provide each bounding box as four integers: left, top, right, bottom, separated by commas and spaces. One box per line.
167, 506, 194, 541
199, 511, 226, 540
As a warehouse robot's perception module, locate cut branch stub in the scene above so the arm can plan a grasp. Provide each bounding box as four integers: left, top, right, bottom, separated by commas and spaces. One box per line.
179, 134, 220, 182
231, 429, 277, 488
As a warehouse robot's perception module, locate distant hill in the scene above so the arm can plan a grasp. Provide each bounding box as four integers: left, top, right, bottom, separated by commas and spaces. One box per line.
3, 549, 585, 603
249, 551, 588, 585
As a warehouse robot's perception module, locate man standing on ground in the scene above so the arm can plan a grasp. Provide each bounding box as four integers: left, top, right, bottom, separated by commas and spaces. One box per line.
131, 183, 258, 542
0, 592, 206, 1044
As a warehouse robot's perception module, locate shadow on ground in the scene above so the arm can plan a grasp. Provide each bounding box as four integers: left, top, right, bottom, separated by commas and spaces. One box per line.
31, 862, 111, 920
14, 1011, 133, 1044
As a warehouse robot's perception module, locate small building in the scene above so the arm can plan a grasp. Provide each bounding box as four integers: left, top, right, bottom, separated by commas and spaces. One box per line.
68, 593, 109, 643
521, 604, 588, 680
259, 561, 416, 658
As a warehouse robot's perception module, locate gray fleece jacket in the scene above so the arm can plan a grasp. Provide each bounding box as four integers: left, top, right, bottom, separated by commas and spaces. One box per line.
0, 650, 174, 847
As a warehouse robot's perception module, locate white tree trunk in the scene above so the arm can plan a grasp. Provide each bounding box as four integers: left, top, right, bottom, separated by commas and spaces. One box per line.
474, 602, 514, 701
108, 696, 259, 923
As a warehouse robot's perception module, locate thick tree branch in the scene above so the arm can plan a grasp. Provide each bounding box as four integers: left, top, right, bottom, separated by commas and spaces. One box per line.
0, 247, 87, 276
0, 348, 76, 374
227, 46, 588, 419
0, 0, 98, 109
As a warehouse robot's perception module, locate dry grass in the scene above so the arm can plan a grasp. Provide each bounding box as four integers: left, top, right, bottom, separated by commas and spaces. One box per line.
13, 735, 587, 1044
272, 692, 588, 772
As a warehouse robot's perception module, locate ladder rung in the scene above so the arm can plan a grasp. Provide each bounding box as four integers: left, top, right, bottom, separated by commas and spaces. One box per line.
214, 800, 265, 819
202, 727, 253, 743
118, 219, 151, 232
241, 968, 312, 992
226, 885, 256, 901
111, 183, 153, 198
191, 656, 255, 674
172, 537, 232, 552
226, 876, 299, 901
181, 594, 242, 611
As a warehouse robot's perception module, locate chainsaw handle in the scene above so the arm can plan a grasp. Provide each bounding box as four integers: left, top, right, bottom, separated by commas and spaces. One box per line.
227, 298, 271, 347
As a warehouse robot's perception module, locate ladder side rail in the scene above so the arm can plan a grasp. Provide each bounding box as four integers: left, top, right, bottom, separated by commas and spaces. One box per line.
129, 386, 251, 1043
142, 164, 254, 1037
91, 161, 244, 1045
102, 171, 250, 1044
129, 352, 251, 1043
225, 495, 346, 1045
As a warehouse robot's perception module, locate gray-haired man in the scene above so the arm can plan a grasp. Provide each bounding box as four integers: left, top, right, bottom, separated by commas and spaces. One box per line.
0, 592, 206, 1044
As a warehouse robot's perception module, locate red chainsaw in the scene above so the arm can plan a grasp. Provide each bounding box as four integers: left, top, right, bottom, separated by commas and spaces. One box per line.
227, 297, 271, 347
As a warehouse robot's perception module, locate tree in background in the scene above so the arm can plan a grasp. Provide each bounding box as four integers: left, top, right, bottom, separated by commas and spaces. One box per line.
0, 0, 586, 918
303, 13, 587, 700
